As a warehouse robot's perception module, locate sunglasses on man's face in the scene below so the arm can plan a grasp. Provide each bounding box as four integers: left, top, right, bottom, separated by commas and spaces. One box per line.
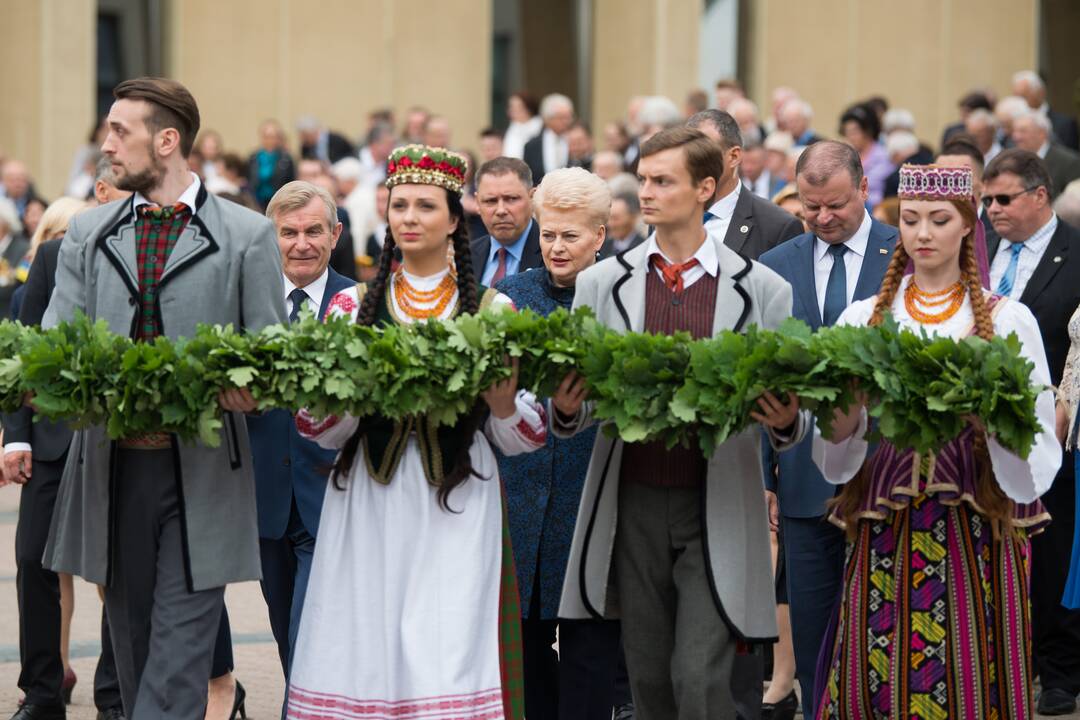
981, 186, 1038, 209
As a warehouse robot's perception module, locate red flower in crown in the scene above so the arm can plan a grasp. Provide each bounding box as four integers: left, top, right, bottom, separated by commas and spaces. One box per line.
387, 160, 397, 174
398, 156, 412, 168
449, 166, 464, 179
437, 160, 451, 172
419, 156, 436, 170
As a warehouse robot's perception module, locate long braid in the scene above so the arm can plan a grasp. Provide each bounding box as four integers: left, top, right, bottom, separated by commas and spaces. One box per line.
867, 243, 911, 327
434, 191, 486, 510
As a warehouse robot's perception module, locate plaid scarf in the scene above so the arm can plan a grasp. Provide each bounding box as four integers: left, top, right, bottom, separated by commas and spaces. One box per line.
134, 203, 191, 340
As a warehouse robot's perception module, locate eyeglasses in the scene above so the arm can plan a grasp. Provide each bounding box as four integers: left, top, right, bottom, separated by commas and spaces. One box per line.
981, 187, 1038, 208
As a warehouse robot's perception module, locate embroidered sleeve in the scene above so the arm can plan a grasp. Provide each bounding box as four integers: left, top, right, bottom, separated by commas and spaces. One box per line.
295, 410, 359, 450
485, 390, 548, 456
326, 288, 360, 321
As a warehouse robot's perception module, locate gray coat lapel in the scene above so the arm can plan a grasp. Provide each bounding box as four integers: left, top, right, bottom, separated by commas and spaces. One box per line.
712, 234, 754, 334
611, 242, 649, 332
98, 212, 140, 299
160, 216, 218, 284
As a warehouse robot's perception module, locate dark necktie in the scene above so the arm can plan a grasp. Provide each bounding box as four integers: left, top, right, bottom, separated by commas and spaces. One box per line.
822, 243, 848, 326
702, 210, 715, 224
490, 247, 509, 285
288, 287, 308, 323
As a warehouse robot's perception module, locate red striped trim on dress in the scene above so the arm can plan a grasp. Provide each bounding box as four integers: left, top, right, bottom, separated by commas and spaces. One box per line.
295, 411, 340, 438
286, 685, 503, 720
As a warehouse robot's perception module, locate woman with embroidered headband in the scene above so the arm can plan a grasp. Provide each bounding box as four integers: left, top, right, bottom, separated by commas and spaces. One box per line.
812, 163, 1060, 719
286, 145, 545, 720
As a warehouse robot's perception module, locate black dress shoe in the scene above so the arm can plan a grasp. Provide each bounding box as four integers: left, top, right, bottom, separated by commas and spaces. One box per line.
229, 681, 247, 720
9, 705, 65, 720
1038, 687, 1078, 715
95, 708, 125, 720
761, 689, 798, 720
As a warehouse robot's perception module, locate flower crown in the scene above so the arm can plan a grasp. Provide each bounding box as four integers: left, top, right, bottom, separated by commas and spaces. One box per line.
898, 164, 974, 201
385, 144, 468, 194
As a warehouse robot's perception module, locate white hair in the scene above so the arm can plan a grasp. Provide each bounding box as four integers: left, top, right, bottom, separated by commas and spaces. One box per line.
295, 115, 321, 132
996, 96, 1030, 120
966, 108, 998, 129
1016, 110, 1052, 134
637, 96, 683, 128
1054, 179, 1080, 228
781, 98, 813, 121
1012, 70, 1044, 93
606, 172, 640, 198
882, 108, 916, 134
0, 197, 21, 235
885, 130, 920, 159
532, 167, 612, 227
331, 156, 365, 182
540, 94, 574, 119
729, 97, 760, 119
763, 131, 794, 154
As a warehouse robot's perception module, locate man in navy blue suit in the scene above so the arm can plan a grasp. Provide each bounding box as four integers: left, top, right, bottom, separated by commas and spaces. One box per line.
758, 141, 898, 719
249, 181, 355, 680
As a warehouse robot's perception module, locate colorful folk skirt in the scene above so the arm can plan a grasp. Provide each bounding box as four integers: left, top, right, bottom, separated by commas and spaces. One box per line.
815, 494, 1033, 720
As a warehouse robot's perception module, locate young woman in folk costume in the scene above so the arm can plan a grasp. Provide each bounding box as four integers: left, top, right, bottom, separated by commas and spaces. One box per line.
286, 145, 545, 720
812, 164, 1061, 719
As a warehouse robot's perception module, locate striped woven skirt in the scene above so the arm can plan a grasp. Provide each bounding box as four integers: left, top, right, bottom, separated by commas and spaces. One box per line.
815, 494, 1033, 719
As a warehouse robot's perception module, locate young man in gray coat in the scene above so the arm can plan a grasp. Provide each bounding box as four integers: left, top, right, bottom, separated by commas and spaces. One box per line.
39, 77, 286, 719
551, 126, 806, 720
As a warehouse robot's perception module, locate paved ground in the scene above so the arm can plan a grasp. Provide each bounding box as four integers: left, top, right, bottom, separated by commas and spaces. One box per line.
0, 485, 1077, 719
0, 489, 284, 719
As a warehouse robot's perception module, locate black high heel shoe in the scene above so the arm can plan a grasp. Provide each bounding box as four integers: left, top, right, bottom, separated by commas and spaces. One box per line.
229, 681, 247, 720
761, 688, 798, 720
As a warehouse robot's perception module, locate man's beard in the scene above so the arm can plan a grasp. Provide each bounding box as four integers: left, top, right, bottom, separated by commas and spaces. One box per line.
114, 145, 166, 194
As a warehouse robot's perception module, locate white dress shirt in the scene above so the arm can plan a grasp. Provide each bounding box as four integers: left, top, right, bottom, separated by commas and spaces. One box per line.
813, 210, 871, 318
541, 129, 568, 174
285, 268, 329, 318
132, 172, 203, 215
988, 213, 1058, 300
704, 183, 742, 243
643, 231, 720, 290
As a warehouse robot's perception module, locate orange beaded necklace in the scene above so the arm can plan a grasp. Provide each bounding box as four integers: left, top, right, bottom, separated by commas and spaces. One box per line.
392, 269, 458, 319
903, 279, 966, 324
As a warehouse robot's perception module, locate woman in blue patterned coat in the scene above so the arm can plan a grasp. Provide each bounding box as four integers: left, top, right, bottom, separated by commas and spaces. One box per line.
495, 167, 631, 720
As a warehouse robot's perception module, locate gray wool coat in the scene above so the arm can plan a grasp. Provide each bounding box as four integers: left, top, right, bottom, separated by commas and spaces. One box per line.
553, 232, 806, 642
41, 185, 287, 592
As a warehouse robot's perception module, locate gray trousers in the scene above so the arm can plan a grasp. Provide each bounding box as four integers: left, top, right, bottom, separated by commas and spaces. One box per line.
614, 481, 742, 720
104, 448, 225, 719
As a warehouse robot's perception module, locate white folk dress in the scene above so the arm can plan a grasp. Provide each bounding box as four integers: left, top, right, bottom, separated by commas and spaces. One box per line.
286, 269, 545, 720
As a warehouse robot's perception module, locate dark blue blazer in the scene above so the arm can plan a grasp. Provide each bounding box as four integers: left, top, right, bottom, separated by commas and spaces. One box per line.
246, 268, 355, 539
757, 219, 898, 518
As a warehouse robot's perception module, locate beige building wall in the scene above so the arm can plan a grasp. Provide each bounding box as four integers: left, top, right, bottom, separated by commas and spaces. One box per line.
0, 0, 96, 201
744, 0, 1038, 146
591, 0, 701, 130
167, 0, 491, 160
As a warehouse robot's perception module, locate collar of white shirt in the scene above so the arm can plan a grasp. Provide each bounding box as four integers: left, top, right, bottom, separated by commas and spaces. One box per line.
814, 209, 872, 263
284, 268, 329, 314
1038, 141, 1050, 159
643, 231, 720, 276
706, 182, 742, 221
132, 172, 203, 216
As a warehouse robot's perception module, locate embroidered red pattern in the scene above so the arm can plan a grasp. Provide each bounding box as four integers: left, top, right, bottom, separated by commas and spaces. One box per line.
328, 292, 358, 316
514, 403, 547, 447
295, 411, 340, 438
286, 685, 503, 719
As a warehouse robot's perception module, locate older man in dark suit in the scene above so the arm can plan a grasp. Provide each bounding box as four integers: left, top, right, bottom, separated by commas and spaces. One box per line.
247, 181, 355, 691
470, 157, 543, 282
758, 141, 898, 719
982, 149, 1080, 715
1012, 112, 1080, 201
687, 110, 804, 260
523, 94, 575, 184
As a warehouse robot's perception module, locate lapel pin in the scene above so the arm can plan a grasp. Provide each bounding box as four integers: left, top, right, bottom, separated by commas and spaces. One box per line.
879, 248, 888, 254
740, 225, 749, 233
1054, 256, 1062, 263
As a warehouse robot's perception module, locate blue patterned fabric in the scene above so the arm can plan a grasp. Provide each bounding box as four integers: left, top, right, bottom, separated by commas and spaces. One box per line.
494, 268, 598, 619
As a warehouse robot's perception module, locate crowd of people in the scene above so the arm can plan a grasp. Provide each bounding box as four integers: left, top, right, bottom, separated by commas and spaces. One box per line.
0, 68, 1079, 720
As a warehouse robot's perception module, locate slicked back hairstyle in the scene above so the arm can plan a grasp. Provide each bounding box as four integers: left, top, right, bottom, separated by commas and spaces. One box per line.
639, 126, 725, 185
113, 76, 201, 157
796, 139, 864, 188
265, 180, 338, 230
475, 156, 533, 190
686, 109, 743, 150
984, 148, 1053, 196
